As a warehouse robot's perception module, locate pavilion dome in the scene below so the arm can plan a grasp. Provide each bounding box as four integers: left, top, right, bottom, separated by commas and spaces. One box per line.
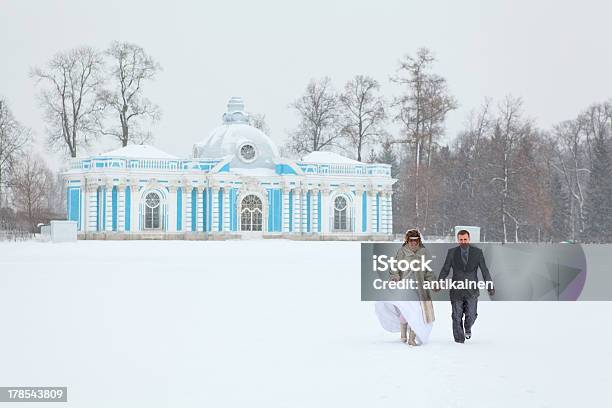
193, 97, 280, 169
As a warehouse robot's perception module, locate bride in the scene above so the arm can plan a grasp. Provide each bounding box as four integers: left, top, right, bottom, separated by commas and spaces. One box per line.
375, 229, 436, 346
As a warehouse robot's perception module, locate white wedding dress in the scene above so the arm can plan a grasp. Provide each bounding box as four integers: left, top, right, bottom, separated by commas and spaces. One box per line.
375, 301, 434, 345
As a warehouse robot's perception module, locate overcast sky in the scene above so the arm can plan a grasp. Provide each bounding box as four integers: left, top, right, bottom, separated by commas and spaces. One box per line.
2, 0, 611, 167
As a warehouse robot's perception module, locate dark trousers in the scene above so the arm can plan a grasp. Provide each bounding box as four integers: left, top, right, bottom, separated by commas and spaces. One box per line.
451, 296, 478, 342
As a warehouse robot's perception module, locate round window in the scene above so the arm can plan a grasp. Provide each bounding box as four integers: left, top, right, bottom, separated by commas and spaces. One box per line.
145, 192, 160, 208
239, 143, 257, 162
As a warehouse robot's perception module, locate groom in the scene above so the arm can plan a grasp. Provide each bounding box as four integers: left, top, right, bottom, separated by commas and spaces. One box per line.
435, 230, 494, 343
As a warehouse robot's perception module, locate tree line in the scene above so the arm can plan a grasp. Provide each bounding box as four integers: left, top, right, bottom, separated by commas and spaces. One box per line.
285, 48, 611, 243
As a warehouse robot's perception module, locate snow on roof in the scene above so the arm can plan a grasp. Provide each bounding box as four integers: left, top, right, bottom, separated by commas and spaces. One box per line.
194, 123, 280, 158
100, 144, 178, 159
300, 151, 360, 164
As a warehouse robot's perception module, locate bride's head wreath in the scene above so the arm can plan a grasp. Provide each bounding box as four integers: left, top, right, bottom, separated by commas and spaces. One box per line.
403, 228, 424, 248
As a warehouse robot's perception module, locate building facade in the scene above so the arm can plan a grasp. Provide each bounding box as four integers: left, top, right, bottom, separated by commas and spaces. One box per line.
62, 97, 396, 239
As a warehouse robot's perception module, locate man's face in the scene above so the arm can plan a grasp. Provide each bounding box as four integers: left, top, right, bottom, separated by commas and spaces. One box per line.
408, 239, 420, 251
457, 233, 470, 248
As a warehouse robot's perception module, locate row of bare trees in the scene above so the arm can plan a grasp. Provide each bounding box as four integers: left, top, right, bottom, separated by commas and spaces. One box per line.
0, 98, 62, 232
286, 75, 387, 161
390, 96, 611, 243
31, 42, 161, 158
287, 48, 611, 242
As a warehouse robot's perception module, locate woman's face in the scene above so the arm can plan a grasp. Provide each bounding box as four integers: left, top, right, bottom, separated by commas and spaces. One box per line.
407, 239, 420, 251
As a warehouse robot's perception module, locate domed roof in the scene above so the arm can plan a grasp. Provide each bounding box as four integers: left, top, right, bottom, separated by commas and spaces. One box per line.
193, 97, 279, 169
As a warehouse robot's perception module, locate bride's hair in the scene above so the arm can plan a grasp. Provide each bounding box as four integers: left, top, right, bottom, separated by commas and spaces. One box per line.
403, 228, 425, 248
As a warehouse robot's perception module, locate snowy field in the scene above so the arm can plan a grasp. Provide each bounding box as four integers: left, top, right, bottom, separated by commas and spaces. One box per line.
0, 240, 610, 407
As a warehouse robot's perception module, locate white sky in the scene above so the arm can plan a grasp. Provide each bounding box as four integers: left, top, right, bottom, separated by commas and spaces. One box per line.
2, 0, 611, 167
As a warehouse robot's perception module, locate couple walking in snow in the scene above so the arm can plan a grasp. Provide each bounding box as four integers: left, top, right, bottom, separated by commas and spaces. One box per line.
375, 228, 495, 345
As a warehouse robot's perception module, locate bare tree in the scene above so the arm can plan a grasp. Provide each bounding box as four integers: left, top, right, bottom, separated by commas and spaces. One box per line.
248, 112, 271, 135
0, 98, 31, 207
338, 75, 386, 161
12, 153, 55, 232
98, 41, 162, 146
486, 96, 532, 243
286, 77, 339, 155
31, 46, 104, 158
390, 48, 457, 229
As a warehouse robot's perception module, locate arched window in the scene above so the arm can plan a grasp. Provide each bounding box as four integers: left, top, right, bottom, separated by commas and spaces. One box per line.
144, 192, 161, 229
333, 196, 348, 231
240, 195, 263, 231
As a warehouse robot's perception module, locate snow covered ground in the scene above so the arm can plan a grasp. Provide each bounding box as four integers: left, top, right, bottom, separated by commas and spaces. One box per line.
0, 240, 610, 407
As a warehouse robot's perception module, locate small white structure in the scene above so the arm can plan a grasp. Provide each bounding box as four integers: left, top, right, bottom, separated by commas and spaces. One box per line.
40, 220, 78, 243
61, 97, 397, 240
454, 225, 481, 242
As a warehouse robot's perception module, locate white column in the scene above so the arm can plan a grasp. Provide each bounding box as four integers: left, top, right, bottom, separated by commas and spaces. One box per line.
366, 190, 375, 234
304, 188, 311, 232
193, 186, 201, 232
130, 184, 139, 232
223, 187, 231, 232
389, 190, 393, 234
383, 191, 391, 234
373, 190, 380, 234
387, 191, 393, 234
118, 184, 126, 232
296, 188, 304, 233
184, 186, 193, 231
211, 186, 220, 232
382, 192, 388, 234
354, 188, 363, 234
167, 185, 177, 233
291, 188, 299, 233
86, 184, 97, 232
311, 188, 319, 233
105, 183, 113, 231
320, 187, 330, 234
281, 187, 289, 232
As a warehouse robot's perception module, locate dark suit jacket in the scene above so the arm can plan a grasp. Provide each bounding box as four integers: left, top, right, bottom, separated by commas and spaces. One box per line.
438, 245, 493, 300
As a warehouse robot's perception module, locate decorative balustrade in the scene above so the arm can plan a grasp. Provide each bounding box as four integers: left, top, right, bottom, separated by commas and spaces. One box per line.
296, 162, 391, 177
70, 157, 224, 172
69, 156, 392, 177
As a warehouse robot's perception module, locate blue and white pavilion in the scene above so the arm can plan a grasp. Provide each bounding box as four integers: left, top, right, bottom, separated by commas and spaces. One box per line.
62, 97, 396, 239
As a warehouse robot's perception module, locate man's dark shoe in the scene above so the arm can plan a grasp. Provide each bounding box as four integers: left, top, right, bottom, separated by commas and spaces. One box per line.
455, 339, 465, 343
465, 330, 472, 340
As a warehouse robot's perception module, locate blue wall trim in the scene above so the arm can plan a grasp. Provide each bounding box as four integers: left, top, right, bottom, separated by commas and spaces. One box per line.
266, 188, 283, 232
306, 191, 311, 232
102, 188, 106, 230
202, 188, 207, 232
317, 191, 321, 233
191, 188, 197, 231
288, 190, 293, 232
218, 188, 223, 231
362, 191, 367, 232
67, 187, 80, 230
96, 188, 100, 231
229, 188, 238, 231
125, 187, 131, 231
208, 187, 212, 231
376, 193, 380, 232
275, 164, 297, 175
177, 187, 182, 231
111, 186, 118, 231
